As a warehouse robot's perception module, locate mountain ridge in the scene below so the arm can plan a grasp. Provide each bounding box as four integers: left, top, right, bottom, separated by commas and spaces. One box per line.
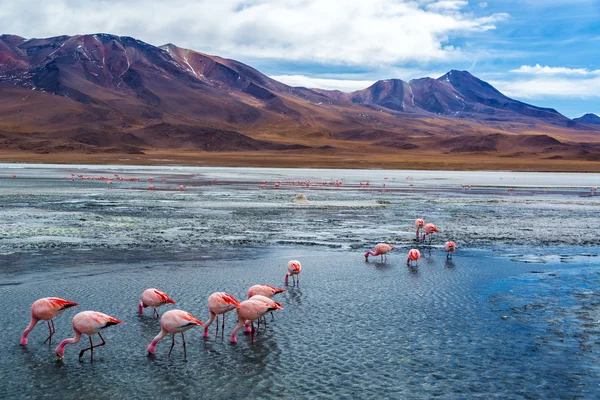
1, 33, 599, 166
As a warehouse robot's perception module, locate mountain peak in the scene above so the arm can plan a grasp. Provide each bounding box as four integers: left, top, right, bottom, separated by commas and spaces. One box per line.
573, 113, 600, 125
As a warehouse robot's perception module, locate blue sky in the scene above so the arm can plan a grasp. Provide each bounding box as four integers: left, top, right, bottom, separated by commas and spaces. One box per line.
1, 0, 599, 117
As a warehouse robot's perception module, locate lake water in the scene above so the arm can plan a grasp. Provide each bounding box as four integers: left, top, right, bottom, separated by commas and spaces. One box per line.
0, 165, 599, 399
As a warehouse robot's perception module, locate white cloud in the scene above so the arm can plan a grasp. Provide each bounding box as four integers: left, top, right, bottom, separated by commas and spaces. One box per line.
511, 64, 600, 76
0, 0, 508, 66
270, 75, 376, 91
491, 76, 600, 99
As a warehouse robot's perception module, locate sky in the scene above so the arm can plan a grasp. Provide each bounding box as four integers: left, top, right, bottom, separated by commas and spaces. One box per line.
1, 0, 599, 118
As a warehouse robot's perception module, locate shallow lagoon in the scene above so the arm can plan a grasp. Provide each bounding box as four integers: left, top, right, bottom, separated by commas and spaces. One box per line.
0, 165, 599, 399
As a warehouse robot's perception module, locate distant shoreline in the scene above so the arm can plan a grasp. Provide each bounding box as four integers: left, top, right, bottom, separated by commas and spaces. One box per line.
1, 150, 600, 173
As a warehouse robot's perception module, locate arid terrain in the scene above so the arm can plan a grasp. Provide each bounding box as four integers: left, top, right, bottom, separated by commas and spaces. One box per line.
1, 33, 600, 170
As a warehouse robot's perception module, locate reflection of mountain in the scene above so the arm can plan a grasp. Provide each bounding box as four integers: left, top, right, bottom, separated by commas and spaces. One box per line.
1, 33, 599, 163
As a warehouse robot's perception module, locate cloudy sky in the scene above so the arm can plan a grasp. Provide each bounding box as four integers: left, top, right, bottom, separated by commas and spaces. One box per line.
1, 0, 599, 117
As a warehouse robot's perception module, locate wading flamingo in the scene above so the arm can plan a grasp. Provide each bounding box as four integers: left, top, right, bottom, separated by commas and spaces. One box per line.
407, 249, 420, 266
147, 309, 204, 358
231, 298, 283, 343
285, 260, 302, 285
445, 241, 456, 258
415, 219, 425, 240
364, 243, 395, 262
55, 311, 123, 362
421, 223, 439, 243
203, 292, 241, 339
244, 295, 283, 332
138, 288, 176, 317
248, 284, 286, 321
20, 297, 78, 346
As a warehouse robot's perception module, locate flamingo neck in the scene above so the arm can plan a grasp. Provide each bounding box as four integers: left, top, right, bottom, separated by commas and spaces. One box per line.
20, 316, 40, 345
138, 301, 145, 314
285, 274, 289, 284
147, 327, 168, 354
55, 329, 82, 357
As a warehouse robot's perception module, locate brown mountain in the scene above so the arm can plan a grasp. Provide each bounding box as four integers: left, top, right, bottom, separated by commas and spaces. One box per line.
0, 33, 599, 169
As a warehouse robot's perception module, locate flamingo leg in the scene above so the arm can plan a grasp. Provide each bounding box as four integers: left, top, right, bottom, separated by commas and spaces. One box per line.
79, 333, 106, 363
215, 315, 219, 337
169, 334, 175, 357
154, 308, 159, 318
270, 311, 274, 321
44, 319, 56, 345
221, 313, 225, 341
182, 332, 187, 359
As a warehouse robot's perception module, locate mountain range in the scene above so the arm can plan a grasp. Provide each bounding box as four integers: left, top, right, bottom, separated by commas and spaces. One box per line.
1, 33, 599, 167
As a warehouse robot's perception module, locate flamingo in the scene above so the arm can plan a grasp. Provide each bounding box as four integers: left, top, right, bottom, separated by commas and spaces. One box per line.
285, 260, 302, 285
230, 298, 283, 343
248, 284, 286, 321
445, 241, 456, 258
55, 311, 123, 362
138, 288, 176, 317
407, 249, 420, 266
415, 219, 425, 240
244, 295, 283, 332
364, 243, 395, 262
20, 297, 78, 346
421, 223, 439, 243
147, 309, 204, 358
202, 292, 241, 339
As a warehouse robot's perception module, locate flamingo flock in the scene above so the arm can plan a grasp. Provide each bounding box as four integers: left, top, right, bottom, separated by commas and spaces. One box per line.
21, 261, 299, 362
365, 218, 456, 267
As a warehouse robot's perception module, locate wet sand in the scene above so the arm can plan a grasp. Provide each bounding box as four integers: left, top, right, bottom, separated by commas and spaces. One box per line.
0, 165, 599, 399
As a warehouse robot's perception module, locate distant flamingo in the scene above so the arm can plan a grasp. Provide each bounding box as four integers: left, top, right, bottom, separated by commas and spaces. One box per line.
285, 260, 302, 285
147, 309, 203, 358
364, 243, 395, 262
415, 219, 425, 240
421, 223, 439, 243
138, 288, 176, 317
230, 298, 283, 343
407, 249, 420, 266
20, 297, 78, 346
55, 311, 123, 362
445, 241, 456, 259
202, 292, 241, 339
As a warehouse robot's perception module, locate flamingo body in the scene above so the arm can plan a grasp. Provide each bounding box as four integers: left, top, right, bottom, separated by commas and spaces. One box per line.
421, 223, 439, 243
55, 311, 123, 361
202, 292, 241, 338
415, 219, 425, 239
364, 243, 395, 261
147, 309, 203, 357
138, 288, 176, 317
247, 284, 286, 299
445, 241, 456, 258
231, 298, 283, 343
20, 297, 78, 346
407, 249, 421, 265
285, 260, 302, 285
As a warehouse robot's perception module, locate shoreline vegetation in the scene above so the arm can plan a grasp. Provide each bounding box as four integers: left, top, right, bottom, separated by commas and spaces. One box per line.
1, 150, 599, 172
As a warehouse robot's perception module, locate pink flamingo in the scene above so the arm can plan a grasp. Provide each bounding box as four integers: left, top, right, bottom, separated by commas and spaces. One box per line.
138, 288, 176, 317
364, 243, 395, 262
407, 249, 420, 266
285, 260, 302, 285
421, 223, 439, 243
445, 241, 456, 259
20, 297, 78, 346
55, 311, 123, 362
202, 292, 241, 339
415, 219, 425, 239
230, 298, 283, 343
147, 309, 204, 358
248, 284, 286, 321
244, 295, 283, 332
